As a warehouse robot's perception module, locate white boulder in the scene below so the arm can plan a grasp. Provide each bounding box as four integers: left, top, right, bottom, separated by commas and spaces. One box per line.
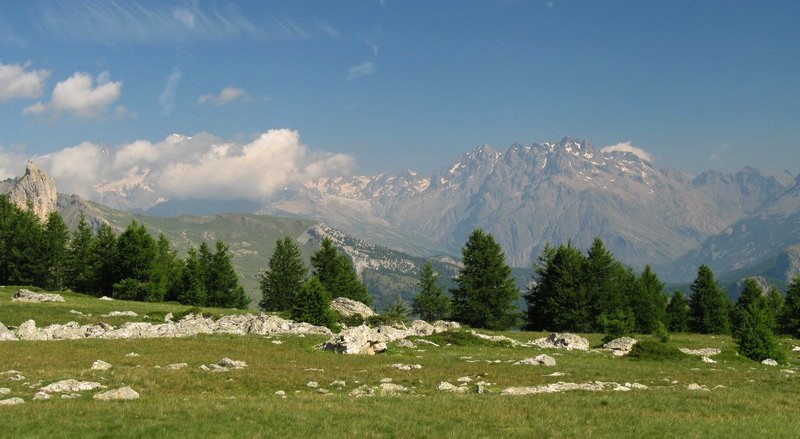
93, 386, 139, 401
12, 289, 64, 303
330, 297, 374, 319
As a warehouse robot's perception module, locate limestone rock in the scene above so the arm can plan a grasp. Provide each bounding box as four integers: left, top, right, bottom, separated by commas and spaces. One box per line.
306, 381, 319, 388
7, 161, 57, 222
164, 313, 173, 322
502, 382, 609, 395
603, 337, 638, 356
531, 333, 590, 351
432, 320, 461, 333
762, 359, 778, 366
469, 330, 521, 346
32, 392, 51, 401
0, 322, 18, 341
0, 388, 8, 395
378, 383, 407, 395
12, 289, 64, 303
321, 325, 388, 355
93, 386, 139, 401
40, 379, 104, 394
330, 297, 375, 319
792, 346, 800, 352
409, 320, 435, 336
349, 385, 375, 397
701, 356, 717, 363
514, 354, 557, 366
0, 397, 24, 406
687, 383, 709, 391
388, 363, 422, 371
680, 348, 721, 356
396, 339, 416, 349
91, 360, 112, 371
437, 382, 467, 393
102, 311, 138, 318
165, 363, 188, 370
98, 296, 114, 301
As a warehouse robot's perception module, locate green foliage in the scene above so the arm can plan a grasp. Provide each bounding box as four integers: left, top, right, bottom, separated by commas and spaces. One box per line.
112, 278, 152, 302
65, 213, 96, 293
652, 321, 670, 343
290, 276, 338, 330
411, 261, 450, 321
627, 340, 685, 361
207, 241, 250, 308
780, 276, 800, 336
525, 242, 589, 331
114, 220, 158, 286
733, 295, 786, 363
584, 238, 630, 328
688, 265, 731, 334
631, 265, 667, 333
598, 309, 635, 343
179, 246, 208, 306
383, 293, 410, 323
91, 223, 118, 297
259, 237, 307, 312
338, 314, 365, 327
39, 211, 69, 290
666, 291, 690, 332
311, 237, 372, 305
450, 229, 519, 330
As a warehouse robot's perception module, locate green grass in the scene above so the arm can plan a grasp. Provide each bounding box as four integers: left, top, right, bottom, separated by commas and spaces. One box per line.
1, 286, 799, 438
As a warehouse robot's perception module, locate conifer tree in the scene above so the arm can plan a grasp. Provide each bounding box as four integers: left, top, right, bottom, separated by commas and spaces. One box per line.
411, 261, 450, 321
780, 276, 800, 336
39, 211, 69, 290
311, 237, 371, 305
666, 290, 690, 332
733, 292, 786, 363
179, 246, 207, 306
450, 229, 519, 330
765, 286, 784, 331
688, 265, 730, 334
66, 213, 96, 293
7, 203, 43, 285
732, 278, 765, 329
113, 221, 158, 301
259, 237, 307, 311
525, 242, 589, 331
91, 223, 118, 297
153, 234, 183, 302
207, 241, 249, 308
583, 238, 628, 327
291, 276, 337, 329
630, 265, 667, 333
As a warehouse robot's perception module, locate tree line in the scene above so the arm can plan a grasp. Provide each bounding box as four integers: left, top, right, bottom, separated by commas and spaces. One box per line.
0, 195, 248, 308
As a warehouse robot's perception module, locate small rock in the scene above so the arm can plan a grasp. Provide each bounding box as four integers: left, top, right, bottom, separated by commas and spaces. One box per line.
396, 339, 416, 349
791, 346, 800, 352
603, 337, 638, 356
687, 383, 708, 391
531, 333, 590, 351
102, 311, 138, 318
388, 363, 422, 371
613, 385, 632, 392
680, 348, 721, 356
316, 388, 330, 395
164, 313, 173, 322
39, 379, 104, 394
7, 374, 25, 382
93, 386, 139, 401
379, 378, 393, 383
166, 363, 188, 370
0, 388, 9, 395
781, 369, 796, 375
275, 390, 286, 396
544, 372, 566, 377
456, 376, 473, 383
199, 365, 210, 371
69, 310, 86, 316
349, 385, 375, 397
0, 397, 24, 406
61, 393, 81, 399
217, 358, 247, 369
307, 381, 319, 388
437, 381, 466, 393
98, 296, 114, 301
514, 354, 557, 366
762, 359, 778, 366
701, 356, 717, 364
32, 392, 51, 400
91, 360, 113, 371
330, 380, 346, 387
271, 340, 283, 345
379, 383, 407, 395
125, 352, 140, 357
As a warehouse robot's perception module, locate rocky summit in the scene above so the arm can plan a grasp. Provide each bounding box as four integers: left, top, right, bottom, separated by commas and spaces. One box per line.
3, 161, 58, 223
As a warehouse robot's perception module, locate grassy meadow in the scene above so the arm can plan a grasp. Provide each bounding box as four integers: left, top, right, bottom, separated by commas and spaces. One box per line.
1, 286, 799, 438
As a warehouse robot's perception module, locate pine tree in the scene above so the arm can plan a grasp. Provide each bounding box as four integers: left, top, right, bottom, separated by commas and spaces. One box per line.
411, 261, 450, 321
733, 293, 786, 363
311, 237, 372, 305
384, 292, 411, 323
525, 242, 589, 331
631, 265, 668, 333
765, 286, 784, 331
179, 246, 207, 306
91, 223, 118, 297
688, 265, 730, 334
0, 195, 16, 284
291, 276, 338, 329
259, 237, 307, 311
780, 276, 800, 336
39, 211, 69, 290
207, 241, 249, 308
66, 213, 96, 293
666, 290, 690, 332
450, 229, 519, 330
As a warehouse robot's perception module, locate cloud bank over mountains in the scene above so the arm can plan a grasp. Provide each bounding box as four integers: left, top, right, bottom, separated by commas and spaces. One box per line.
1, 129, 354, 203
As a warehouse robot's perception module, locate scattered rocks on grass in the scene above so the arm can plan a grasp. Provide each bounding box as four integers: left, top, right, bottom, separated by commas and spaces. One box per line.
330, 380, 346, 388
12, 289, 64, 303
501, 381, 644, 396
388, 363, 422, 371
603, 337, 638, 356
687, 383, 709, 391
349, 385, 375, 397
7, 373, 25, 381
330, 297, 375, 319
321, 325, 387, 355
680, 348, 721, 356
701, 356, 717, 363
762, 359, 778, 366
125, 352, 140, 357
69, 310, 87, 316
93, 386, 139, 401
415, 339, 440, 347
307, 381, 319, 388
469, 330, 521, 346
437, 382, 467, 393
0, 397, 24, 406
378, 383, 407, 395
91, 360, 112, 371
514, 354, 556, 366
166, 363, 188, 370
531, 333, 590, 351
39, 379, 104, 394
102, 311, 138, 318
792, 346, 800, 352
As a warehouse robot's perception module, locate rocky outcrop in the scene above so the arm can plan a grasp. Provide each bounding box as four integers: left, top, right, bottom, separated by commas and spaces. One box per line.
7, 161, 57, 222
0, 322, 17, 341
502, 381, 647, 395
39, 379, 104, 394
330, 297, 375, 319
12, 289, 64, 303
320, 320, 461, 355
603, 337, 638, 356
531, 333, 591, 351
680, 348, 721, 357
93, 386, 139, 401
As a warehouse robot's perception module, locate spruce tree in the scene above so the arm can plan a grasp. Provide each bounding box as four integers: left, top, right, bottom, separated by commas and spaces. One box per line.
207, 240, 249, 308
66, 213, 96, 293
631, 265, 667, 333
7, 203, 43, 285
311, 237, 372, 305
450, 229, 519, 330
39, 211, 69, 290
666, 290, 690, 332
411, 261, 450, 321
153, 234, 183, 302
780, 276, 800, 336
259, 237, 307, 311
732, 278, 765, 329
291, 276, 338, 329
765, 286, 784, 331
525, 242, 589, 331
113, 221, 158, 301
91, 223, 118, 297
179, 246, 207, 306
583, 238, 628, 327
688, 265, 731, 334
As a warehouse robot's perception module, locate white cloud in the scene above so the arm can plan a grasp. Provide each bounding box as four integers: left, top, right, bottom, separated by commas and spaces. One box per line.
348, 61, 376, 80
159, 68, 183, 116
197, 86, 249, 106
34, 129, 355, 202
0, 62, 51, 101
0, 145, 28, 180
23, 71, 122, 119
600, 141, 652, 162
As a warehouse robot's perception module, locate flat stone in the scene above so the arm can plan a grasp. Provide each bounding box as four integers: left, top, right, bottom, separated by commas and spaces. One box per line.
91, 360, 112, 371
762, 359, 778, 366
307, 381, 319, 388
388, 363, 422, 371
98, 296, 114, 301
217, 358, 247, 369
32, 392, 51, 400
102, 311, 138, 317
378, 383, 407, 395
166, 363, 188, 370
0, 397, 24, 406
701, 356, 717, 363
514, 354, 557, 367
93, 386, 139, 401
531, 333, 590, 351
40, 379, 104, 394
680, 348, 721, 356
12, 289, 64, 303
687, 383, 708, 391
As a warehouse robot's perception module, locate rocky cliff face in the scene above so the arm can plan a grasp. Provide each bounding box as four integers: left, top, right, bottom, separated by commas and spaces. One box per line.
6, 161, 58, 222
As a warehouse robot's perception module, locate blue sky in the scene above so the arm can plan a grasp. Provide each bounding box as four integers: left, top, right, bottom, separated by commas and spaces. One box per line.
0, 0, 798, 185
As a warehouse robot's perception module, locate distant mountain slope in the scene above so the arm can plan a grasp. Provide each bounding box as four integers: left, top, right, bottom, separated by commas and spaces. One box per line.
263, 138, 791, 275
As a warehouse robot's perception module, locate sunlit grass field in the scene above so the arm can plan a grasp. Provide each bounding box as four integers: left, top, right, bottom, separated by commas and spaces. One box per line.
1, 286, 799, 438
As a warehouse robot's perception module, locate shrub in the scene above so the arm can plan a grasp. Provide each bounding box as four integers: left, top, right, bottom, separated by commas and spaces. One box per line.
598, 310, 634, 343
291, 277, 339, 331
734, 302, 787, 364
365, 314, 404, 327
652, 321, 670, 343
628, 340, 684, 361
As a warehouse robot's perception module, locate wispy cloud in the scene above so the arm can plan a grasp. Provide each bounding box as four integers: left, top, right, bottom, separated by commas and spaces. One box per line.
35, 1, 324, 44
23, 71, 122, 119
197, 86, 250, 106
600, 141, 653, 162
348, 61, 376, 80
316, 20, 341, 38
0, 62, 51, 101
159, 67, 183, 116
